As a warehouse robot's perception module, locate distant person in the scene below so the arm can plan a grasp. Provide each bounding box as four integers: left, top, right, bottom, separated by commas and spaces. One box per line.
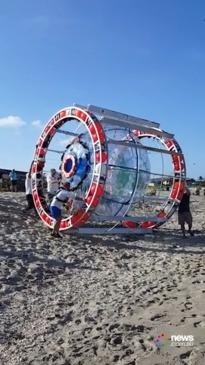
178, 187, 194, 238
2, 174, 10, 191
50, 183, 73, 238
9, 169, 17, 192
0, 172, 2, 191
46, 168, 60, 204
24, 170, 35, 212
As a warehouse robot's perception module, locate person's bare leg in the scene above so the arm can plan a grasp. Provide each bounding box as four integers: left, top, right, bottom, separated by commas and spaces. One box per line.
53, 219, 61, 234
52, 218, 62, 237
53, 219, 61, 233
181, 223, 186, 237
188, 224, 194, 236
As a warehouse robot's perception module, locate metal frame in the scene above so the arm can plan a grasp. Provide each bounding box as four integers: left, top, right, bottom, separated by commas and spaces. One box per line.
31, 104, 186, 234
74, 104, 174, 138
67, 227, 153, 235
90, 215, 166, 223
74, 103, 159, 128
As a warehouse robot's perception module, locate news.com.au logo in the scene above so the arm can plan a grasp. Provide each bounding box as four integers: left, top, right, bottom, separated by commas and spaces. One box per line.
154, 333, 194, 349
170, 335, 194, 347
154, 333, 169, 349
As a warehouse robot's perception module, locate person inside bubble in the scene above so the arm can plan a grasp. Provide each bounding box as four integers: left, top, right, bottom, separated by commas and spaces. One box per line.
50, 182, 73, 238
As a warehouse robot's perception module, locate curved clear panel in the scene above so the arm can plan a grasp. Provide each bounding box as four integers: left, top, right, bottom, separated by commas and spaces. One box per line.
91, 126, 150, 219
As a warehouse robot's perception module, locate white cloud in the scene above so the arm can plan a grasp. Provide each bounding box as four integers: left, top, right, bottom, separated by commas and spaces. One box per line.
31, 119, 43, 128
0, 116, 26, 128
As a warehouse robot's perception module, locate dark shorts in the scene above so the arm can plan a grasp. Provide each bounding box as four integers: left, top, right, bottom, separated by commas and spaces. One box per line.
178, 212, 192, 226
11, 180, 17, 186
26, 194, 35, 209
50, 206, 61, 220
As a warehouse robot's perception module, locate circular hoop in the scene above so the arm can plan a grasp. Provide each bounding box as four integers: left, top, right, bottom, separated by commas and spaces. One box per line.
31, 107, 107, 230
123, 130, 186, 229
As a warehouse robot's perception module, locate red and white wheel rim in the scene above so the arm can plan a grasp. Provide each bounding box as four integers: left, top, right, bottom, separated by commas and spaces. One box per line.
123, 130, 186, 229
31, 107, 107, 230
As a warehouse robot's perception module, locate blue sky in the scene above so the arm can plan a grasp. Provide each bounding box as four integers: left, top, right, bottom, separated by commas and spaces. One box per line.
0, 0, 205, 178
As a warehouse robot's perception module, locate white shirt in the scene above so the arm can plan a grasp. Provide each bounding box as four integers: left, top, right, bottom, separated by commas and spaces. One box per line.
50, 189, 71, 209
47, 171, 60, 194
25, 173, 32, 195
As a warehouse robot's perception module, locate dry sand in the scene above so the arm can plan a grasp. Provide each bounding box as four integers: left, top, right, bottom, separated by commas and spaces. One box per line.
0, 191, 205, 365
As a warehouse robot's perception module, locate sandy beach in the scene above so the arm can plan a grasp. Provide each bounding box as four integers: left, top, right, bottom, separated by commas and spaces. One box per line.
0, 191, 205, 365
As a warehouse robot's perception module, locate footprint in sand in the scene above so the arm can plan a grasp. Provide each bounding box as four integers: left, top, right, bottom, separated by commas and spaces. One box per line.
180, 350, 192, 360
184, 301, 193, 310
194, 320, 205, 328
150, 313, 166, 321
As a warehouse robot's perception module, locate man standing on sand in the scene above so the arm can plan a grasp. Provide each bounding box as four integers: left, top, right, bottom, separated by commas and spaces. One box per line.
178, 186, 194, 238
0, 172, 3, 191
46, 168, 60, 204
9, 169, 17, 192
24, 168, 37, 213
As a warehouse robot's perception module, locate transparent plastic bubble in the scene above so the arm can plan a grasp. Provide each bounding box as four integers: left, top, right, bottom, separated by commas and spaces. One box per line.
92, 127, 150, 218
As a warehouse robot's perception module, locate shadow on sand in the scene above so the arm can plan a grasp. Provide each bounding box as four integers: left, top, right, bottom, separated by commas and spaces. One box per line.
74, 228, 205, 256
